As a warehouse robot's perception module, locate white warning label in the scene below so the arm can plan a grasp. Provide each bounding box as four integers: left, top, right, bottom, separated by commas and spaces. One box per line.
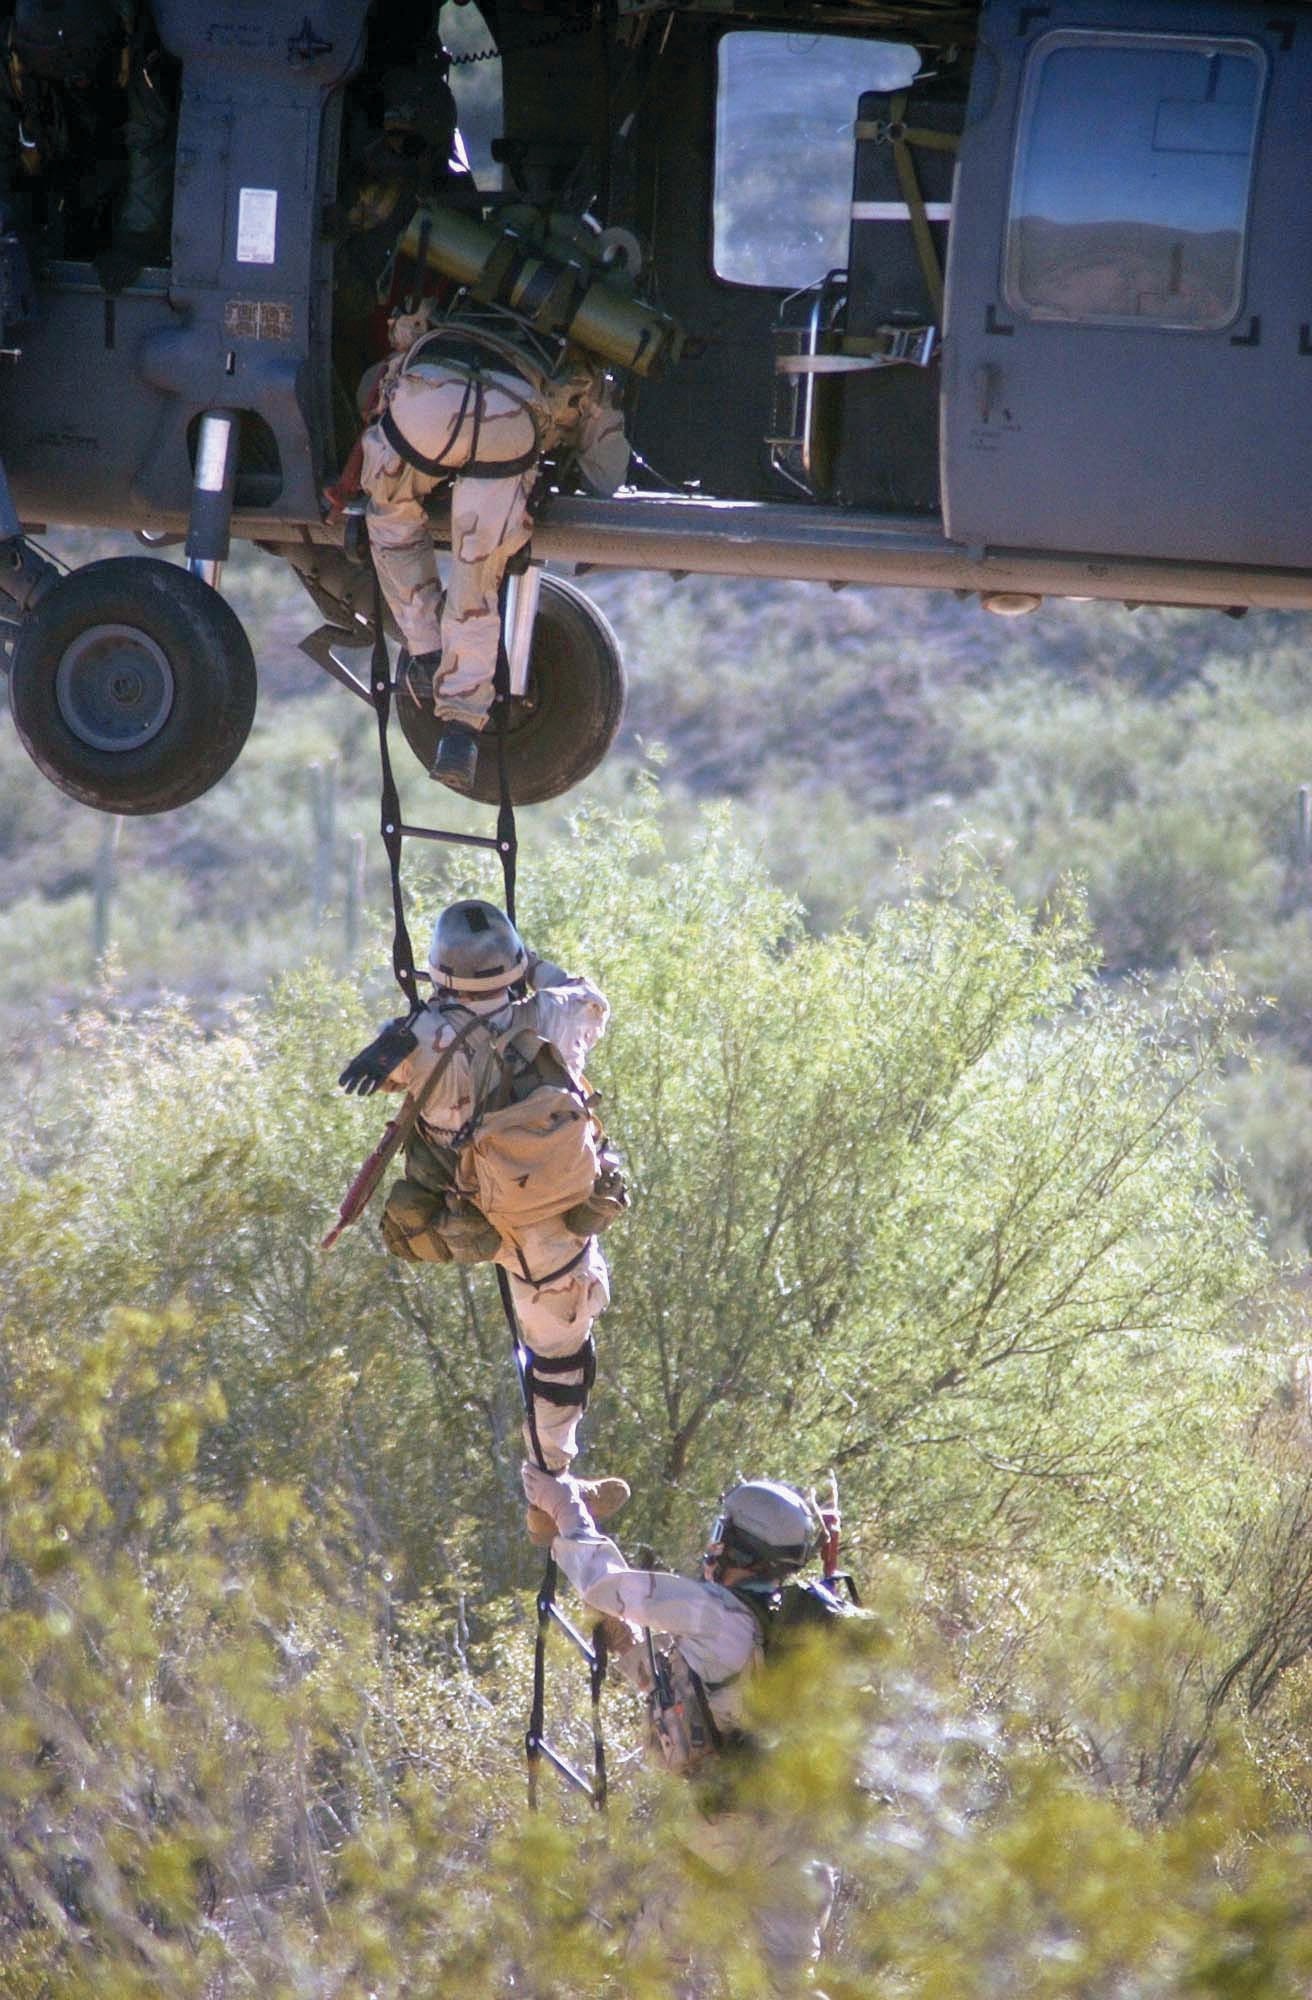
236, 187, 278, 266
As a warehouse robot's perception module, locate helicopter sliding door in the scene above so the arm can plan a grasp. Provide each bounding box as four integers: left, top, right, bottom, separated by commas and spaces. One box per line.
941, 2, 1312, 568
629, 18, 925, 503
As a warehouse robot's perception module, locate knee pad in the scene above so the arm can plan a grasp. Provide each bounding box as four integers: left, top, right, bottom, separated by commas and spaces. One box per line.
523, 1335, 596, 1409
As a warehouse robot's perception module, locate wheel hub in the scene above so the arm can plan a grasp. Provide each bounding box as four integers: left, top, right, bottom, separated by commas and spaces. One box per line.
54, 624, 175, 751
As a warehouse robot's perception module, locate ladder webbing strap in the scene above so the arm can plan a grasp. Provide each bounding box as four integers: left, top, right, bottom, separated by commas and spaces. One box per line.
500, 1263, 563, 1810
500, 1265, 608, 1811
370, 575, 421, 1014
589, 1619, 608, 1803
493, 610, 518, 925
367, 559, 604, 1811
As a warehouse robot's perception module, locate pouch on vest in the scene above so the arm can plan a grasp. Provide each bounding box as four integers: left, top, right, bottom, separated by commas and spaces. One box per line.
404, 1124, 460, 1197
456, 1085, 601, 1235
380, 1178, 454, 1263
562, 1139, 630, 1237
440, 1197, 501, 1263
381, 1181, 500, 1264
647, 1644, 722, 1778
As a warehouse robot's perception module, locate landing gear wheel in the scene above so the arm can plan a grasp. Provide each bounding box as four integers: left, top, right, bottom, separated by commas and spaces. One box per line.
8, 557, 258, 815
395, 575, 625, 806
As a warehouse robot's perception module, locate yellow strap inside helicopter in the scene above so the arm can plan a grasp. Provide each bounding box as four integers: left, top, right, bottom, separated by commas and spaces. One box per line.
854, 103, 960, 320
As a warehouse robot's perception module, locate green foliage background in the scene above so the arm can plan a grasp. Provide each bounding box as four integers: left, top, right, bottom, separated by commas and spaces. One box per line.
9, 505, 1312, 1985
5, 718, 1312, 1987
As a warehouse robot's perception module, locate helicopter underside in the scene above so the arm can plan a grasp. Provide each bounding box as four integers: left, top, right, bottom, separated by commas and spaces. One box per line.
528, 495, 1312, 616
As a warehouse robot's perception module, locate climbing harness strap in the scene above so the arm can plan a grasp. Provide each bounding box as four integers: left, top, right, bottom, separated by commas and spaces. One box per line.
382, 333, 546, 482
381, 371, 476, 480
491, 610, 519, 930
512, 1240, 592, 1290
367, 569, 607, 1813
522, 1336, 597, 1409
381, 378, 543, 483
407, 316, 557, 400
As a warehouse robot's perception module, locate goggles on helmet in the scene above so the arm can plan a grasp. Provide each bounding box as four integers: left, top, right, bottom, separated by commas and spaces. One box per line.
703, 1504, 815, 1575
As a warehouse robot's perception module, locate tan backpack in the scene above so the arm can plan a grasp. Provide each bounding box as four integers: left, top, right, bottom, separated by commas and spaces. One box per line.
455, 1083, 602, 1235
381, 1015, 627, 1271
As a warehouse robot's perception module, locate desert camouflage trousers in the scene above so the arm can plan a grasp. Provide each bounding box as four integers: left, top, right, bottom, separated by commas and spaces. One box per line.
361, 367, 539, 729
502, 1227, 610, 1472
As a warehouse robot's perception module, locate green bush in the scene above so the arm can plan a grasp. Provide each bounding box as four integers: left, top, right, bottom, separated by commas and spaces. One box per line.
2, 798, 1309, 1992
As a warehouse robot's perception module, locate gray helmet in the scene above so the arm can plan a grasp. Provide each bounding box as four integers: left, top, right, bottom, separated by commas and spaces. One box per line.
428, 899, 528, 995
708, 1480, 818, 1575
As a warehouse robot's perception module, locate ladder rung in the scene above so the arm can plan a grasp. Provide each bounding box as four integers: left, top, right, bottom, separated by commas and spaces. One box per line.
397, 822, 507, 853
546, 1600, 599, 1666
526, 1734, 597, 1799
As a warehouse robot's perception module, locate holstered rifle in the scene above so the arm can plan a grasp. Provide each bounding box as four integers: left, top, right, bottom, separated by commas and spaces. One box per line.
321, 1012, 485, 1251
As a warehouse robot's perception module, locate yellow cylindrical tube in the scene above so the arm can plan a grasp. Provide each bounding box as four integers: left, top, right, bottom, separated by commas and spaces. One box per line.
396, 206, 684, 377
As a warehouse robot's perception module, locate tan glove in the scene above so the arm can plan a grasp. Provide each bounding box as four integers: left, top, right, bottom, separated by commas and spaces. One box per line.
596, 1613, 641, 1658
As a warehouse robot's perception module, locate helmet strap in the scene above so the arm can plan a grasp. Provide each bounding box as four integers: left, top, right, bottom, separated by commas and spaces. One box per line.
442, 983, 513, 1010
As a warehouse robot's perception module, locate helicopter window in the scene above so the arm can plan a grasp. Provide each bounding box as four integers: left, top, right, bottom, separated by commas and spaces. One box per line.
713, 30, 920, 289
441, 2, 502, 190
1006, 34, 1264, 332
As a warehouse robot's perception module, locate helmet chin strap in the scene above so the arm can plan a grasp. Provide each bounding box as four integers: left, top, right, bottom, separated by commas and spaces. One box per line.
443, 984, 513, 1015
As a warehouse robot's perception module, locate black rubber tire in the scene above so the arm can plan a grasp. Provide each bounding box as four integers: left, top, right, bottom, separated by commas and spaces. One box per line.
395, 574, 626, 806
8, 558, 257, 816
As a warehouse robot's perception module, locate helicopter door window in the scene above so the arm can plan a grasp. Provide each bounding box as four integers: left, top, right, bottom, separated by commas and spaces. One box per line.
441, 2, 502, 190
1005, 34, 1264, 331
713, 31, 920, 289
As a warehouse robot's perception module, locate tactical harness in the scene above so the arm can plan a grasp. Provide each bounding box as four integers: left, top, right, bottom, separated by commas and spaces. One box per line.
384, 1013, 625, 1285
380, 321, 555, 483
646, 1575, 864, 1781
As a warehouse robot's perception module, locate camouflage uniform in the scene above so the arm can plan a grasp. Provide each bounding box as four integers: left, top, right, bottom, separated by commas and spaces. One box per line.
361, 308, 628, 729
383, 959, 612, 1470
523, 1467, 838, 1994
